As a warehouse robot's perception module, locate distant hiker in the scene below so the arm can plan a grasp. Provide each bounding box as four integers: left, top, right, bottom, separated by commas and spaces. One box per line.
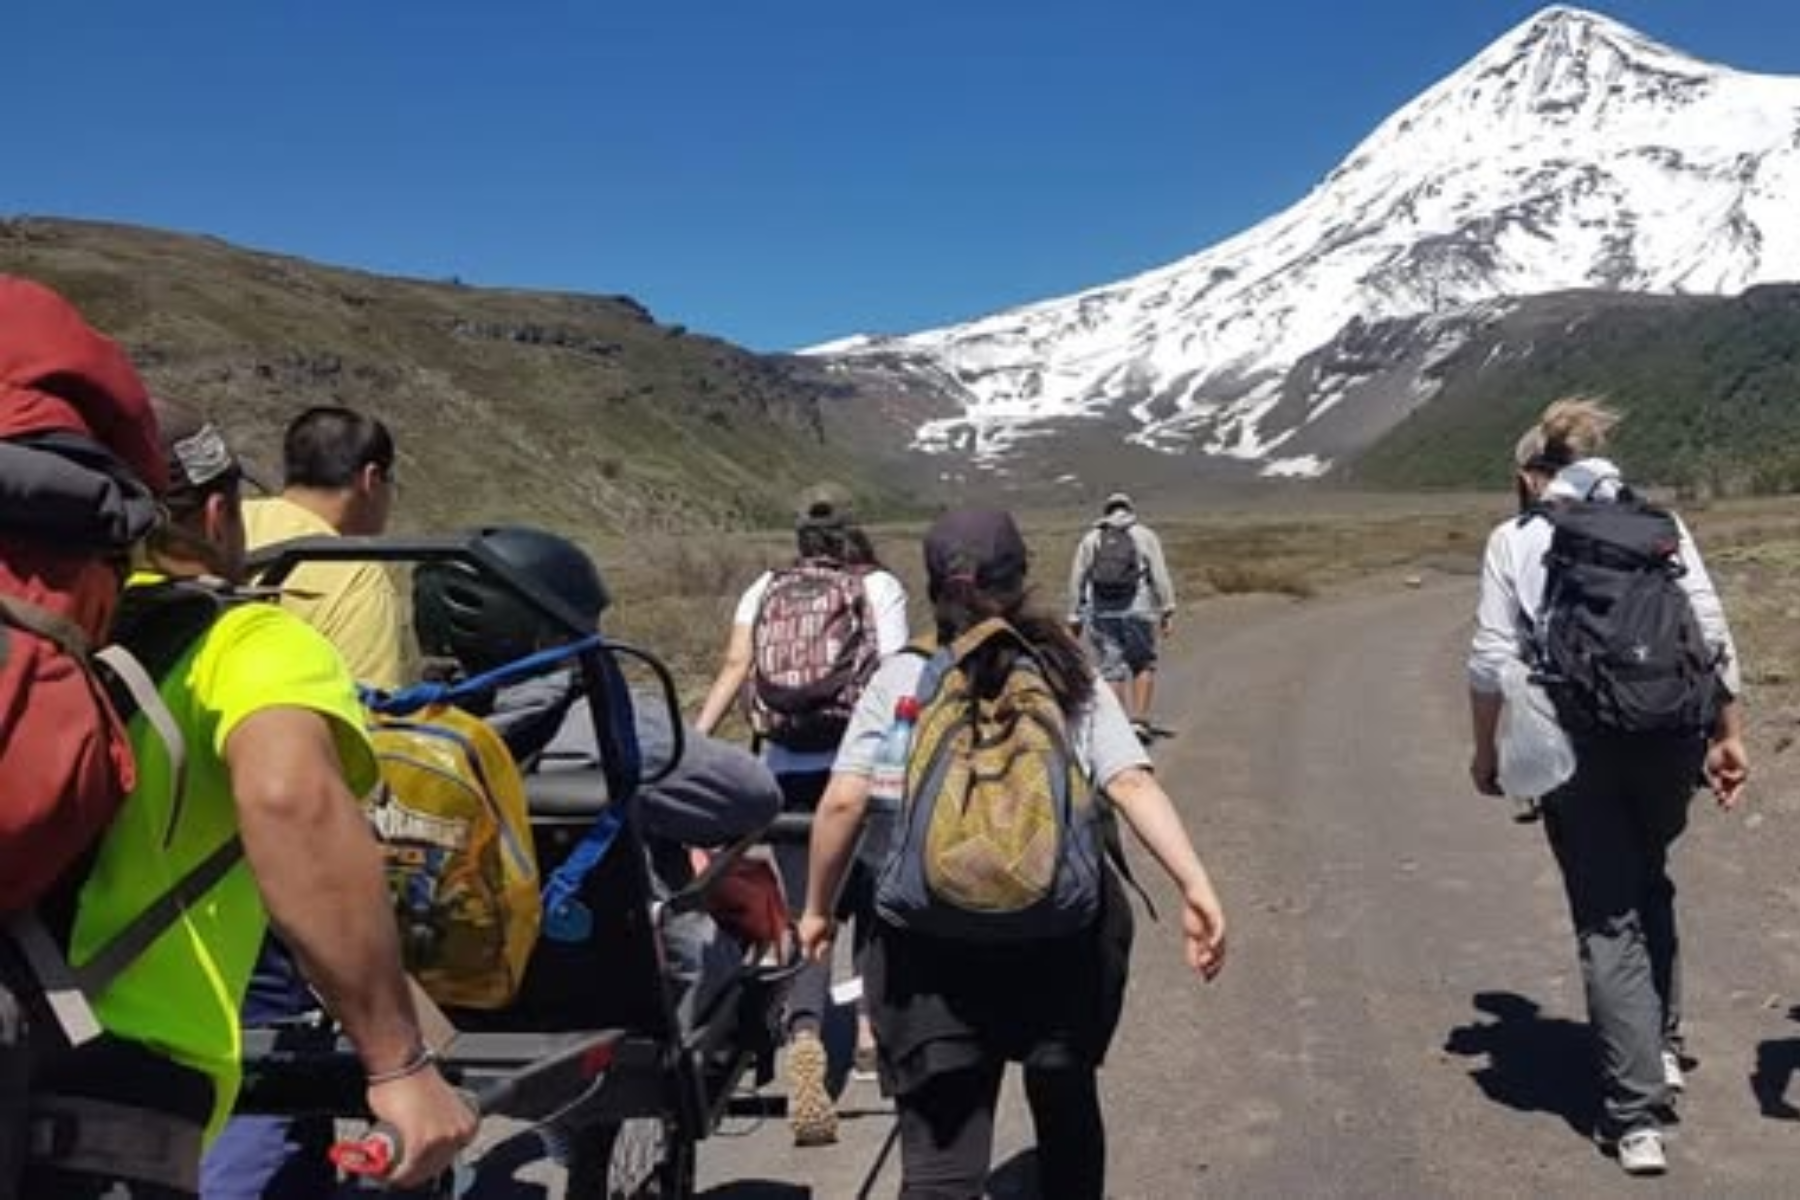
204, 404, 408, 1199
1068, 492, 1176, 738
4, 390, 474, 1197
243, 404, 407, 689
695, 483, 910, 1146
1466, 396, 1747, 1177
801, 507, 1227, 1200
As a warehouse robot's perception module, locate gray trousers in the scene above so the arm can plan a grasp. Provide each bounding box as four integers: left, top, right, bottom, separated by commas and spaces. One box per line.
772, 769, 874, 1037
1541, 734, 1704, 1136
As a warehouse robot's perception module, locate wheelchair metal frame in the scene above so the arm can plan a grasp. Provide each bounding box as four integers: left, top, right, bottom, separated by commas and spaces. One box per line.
240, 531, 806, 1193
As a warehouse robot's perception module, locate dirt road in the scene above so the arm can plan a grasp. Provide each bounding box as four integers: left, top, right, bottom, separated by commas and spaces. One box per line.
664, 573, 1800, 1199
467, 573, 1800, 1197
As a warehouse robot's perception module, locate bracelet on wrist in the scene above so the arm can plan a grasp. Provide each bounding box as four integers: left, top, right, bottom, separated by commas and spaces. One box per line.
365, 1043, 437, 1086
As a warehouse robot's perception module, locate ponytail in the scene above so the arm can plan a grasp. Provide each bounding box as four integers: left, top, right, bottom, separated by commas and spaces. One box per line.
1537, 395, 1621, 465
932, 580, 1095, 716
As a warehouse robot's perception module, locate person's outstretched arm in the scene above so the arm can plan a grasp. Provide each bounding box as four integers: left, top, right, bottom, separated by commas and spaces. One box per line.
1067, 533, 1093, 630
798, 770, 871, 960
226, 707, 476, 1187
1103, 766, 1226, 980
1142, 528, 1177, 626
1467, 522, 1521, 796
695, 621, 753, 736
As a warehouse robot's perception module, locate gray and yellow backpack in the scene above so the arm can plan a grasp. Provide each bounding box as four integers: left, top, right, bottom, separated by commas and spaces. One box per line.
874, 618, 1104, 942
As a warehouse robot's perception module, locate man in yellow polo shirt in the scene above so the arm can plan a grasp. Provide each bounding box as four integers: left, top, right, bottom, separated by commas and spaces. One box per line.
21, 399, 474, 1197
209, 405, 416, 1198
243, 404, 406, 689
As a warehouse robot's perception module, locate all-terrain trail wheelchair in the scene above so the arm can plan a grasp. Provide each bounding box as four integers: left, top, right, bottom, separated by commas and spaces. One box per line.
236, 530, 810, 1198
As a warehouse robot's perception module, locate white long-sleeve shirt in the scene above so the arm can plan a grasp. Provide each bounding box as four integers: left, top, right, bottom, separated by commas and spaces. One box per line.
1467, 505, 1741, 699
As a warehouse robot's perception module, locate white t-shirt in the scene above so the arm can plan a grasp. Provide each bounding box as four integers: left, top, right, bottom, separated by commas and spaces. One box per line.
735, 565, 911, 774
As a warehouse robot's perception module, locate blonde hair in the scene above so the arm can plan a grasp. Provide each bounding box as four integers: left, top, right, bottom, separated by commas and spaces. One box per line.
1514, 395, 1621, 470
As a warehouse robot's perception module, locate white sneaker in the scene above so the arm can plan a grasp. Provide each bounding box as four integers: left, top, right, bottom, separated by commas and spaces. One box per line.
1662, 1050, 1686, 1094
1616, 1129, 1667, 1176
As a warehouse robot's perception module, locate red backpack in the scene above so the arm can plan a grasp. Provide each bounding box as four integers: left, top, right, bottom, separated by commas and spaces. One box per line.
0, 276, 166, 914
744, 560, 878, 751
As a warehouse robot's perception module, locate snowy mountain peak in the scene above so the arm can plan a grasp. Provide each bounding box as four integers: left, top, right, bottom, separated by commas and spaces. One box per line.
1426, 5, 1716, 130
807, 9, 1800, 481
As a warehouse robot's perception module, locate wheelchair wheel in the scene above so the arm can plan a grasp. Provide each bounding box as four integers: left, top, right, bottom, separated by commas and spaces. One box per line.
566, 1116, 696, 1199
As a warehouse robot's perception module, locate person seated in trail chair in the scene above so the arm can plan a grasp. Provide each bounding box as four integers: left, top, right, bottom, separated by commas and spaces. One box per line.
410, 525, 784, 1028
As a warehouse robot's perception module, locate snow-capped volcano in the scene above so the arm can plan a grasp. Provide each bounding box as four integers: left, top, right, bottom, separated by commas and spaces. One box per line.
804, 6, 1800, 477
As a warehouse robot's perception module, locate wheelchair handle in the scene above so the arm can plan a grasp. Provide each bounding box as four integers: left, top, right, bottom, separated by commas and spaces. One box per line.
327, 1030, 619, 1180
327, 1086, 480, 1179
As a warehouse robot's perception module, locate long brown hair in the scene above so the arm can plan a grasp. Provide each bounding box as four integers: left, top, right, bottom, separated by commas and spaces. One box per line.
931, 576, 1094, 716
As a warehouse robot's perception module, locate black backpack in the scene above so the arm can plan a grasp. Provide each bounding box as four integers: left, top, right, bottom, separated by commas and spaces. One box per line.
1087, 526, 1141, 609
1532, 492, 1721, 738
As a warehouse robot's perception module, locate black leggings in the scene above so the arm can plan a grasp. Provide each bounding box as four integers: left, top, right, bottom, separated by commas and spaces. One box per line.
896, 1060, 1104, 1200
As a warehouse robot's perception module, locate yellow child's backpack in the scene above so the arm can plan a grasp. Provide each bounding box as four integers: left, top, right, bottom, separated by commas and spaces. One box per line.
366, 704, 541, 1009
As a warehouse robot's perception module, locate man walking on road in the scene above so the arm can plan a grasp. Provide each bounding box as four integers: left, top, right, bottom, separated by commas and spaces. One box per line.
1069, 492, 1176, 738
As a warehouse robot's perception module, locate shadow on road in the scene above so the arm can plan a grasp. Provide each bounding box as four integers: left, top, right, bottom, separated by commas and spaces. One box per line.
1750, 1004, 1800, 1120
459, 1128, 552, 1198
986, 1148, 1042, 1197
699, 1182, 812, 1199
1444, 991, 1598, 1136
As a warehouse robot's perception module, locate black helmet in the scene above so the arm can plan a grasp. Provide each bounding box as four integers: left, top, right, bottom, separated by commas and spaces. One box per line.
413, 525, 610, 675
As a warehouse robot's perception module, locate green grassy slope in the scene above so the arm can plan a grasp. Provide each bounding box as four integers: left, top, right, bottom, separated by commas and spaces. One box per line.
0, 216, 915, 534
1347, 285, 1800, 494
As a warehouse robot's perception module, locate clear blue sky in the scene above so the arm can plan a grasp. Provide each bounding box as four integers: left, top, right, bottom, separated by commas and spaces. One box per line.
5, 2, 1796, 351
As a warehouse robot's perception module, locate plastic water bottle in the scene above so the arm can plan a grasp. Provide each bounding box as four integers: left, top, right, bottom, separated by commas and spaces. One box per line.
860, 696, 919, 867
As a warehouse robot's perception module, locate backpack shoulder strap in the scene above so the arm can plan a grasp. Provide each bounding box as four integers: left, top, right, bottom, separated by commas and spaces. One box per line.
7, 836, 243, 1046
1096, 797, 1158, 922
1515, 500, 1553, 530
7, 580, 246, 1045
0, 594, 92, 659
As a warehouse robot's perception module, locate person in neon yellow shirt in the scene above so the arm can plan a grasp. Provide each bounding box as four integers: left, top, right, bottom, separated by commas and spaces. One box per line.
23, 398, 474, 1198
243, 404, 406, 690
214, 404, 409, 1198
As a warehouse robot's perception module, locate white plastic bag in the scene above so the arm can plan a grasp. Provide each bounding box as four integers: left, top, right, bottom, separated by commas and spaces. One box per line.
1496, 659, 1577, 798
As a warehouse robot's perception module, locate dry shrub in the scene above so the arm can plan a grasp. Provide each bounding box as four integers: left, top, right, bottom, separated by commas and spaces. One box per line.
632, 533, 777, 599
1205, 561, 1316, 598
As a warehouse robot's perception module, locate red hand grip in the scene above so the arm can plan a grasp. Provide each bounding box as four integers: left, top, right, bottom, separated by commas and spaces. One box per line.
329, 1127, 398, 1178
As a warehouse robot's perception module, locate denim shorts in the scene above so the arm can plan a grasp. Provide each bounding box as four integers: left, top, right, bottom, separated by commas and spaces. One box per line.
1089, 615, 1158, 681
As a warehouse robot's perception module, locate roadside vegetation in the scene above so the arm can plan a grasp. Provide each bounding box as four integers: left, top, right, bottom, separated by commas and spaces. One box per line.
584, 494, 1800, 773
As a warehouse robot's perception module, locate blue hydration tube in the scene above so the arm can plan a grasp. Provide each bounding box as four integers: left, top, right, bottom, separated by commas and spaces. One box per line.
364, 633, 644, 943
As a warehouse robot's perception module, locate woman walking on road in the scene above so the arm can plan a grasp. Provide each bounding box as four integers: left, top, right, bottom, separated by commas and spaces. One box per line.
694, 484, 909, 1146
800, 507, 1227, 1199
1467, 397, 1748, 1177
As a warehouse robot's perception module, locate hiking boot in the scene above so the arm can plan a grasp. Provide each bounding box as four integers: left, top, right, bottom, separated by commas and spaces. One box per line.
787, 1031, 838, 1146
1614, 1129, 1667, 1176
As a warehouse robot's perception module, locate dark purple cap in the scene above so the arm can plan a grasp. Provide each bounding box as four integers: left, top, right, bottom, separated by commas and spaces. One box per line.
924, 507, 1028, 588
